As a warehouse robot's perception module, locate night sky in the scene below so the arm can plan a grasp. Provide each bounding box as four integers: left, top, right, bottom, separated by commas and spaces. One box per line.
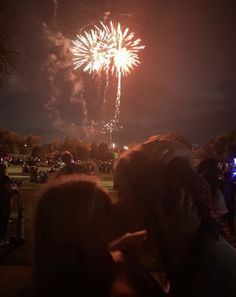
0, 0, 235, 145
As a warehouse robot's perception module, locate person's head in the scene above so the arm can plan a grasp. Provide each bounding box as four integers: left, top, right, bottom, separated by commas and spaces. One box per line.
197, 158, 219, 189
115, 136, 190, 230
114, 135, 212, 248
34, 175, 114, 296
61, 151, 73, 165
0, 163, 7, 176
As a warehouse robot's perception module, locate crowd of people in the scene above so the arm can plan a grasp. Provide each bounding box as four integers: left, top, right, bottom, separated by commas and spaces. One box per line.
0, 163, 13, 246
57, 151, 114, 176
0, 134, 236, 296
6, 154, 114, 177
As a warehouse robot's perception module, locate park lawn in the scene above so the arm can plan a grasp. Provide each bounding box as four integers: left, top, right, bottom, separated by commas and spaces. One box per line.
6, 166, 114, 243
7, 166, 23, 175
7, 165, 29, 182
7, 166, 114, 192
100, 173, 114, 193
101, 179, 114, 192
7, 169, 114, 239
7, 165, 49, 183
1, 171, 115, 264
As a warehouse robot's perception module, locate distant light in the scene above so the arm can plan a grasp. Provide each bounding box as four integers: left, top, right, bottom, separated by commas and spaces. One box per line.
112, 143, 116, 150
234, 158, 236, 166
123, 146, 129, 151
24, 144, 27, 147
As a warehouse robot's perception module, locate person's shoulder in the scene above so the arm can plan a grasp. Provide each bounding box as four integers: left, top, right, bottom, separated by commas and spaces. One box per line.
192, 237, 236, 296
202, 237, 236, 283
205, 237, 236, 256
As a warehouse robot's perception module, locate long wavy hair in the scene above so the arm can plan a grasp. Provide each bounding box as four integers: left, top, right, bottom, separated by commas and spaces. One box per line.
114, 138, 216, 233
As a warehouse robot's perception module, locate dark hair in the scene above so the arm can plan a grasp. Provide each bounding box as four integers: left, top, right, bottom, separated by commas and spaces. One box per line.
61, 151, 73, 164
197, 158, 221, 193
114, 140, 214, 228
160, 157, 213, 224
0, 163, 7, 174
34, 175, 114, 297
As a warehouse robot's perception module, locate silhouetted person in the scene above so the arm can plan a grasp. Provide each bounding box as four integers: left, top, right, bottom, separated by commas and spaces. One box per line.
0, 163, 12, 246
114, 135, 236, 297
33, 175, 164, 297
198, 158, 228, 221
223, 170, 236, 234
34, 175, 117, 297
57, 151, 84, 176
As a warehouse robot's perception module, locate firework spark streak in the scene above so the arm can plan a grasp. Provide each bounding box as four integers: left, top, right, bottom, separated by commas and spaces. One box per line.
72, 21, 145, 132
102, 119, 123, 145
72, 29, 108, 73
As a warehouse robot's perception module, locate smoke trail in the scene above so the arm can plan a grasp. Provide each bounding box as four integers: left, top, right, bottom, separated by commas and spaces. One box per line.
115, 70, 122, 121
52, 0, 58, 23
103, 69, 109, 105
42, 0, 92, 138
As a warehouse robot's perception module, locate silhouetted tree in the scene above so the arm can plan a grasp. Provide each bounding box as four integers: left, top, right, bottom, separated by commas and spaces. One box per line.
0, 129, 24, 154
90, 143, 99, 159
0, 1, 16, 85
201, 128, 236, 161
98, 143, 109, 161
26, 135, 41, 151
228, 128, 236, 159
31, 145, 41, 158
76, 143, 89, 160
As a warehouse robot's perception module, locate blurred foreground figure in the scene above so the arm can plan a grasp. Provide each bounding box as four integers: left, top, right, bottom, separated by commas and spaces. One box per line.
0, 163, 12, 246
198, 158, 228, 222
34, 175, 162, 297
34, 175, 116, 297
114, 135, 236, 297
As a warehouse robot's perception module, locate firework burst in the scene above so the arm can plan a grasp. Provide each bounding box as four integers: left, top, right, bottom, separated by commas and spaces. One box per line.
102, 22, 144, 76
72, 21, 145, 134
72, 29, 107, 73
102, 119, 123, 145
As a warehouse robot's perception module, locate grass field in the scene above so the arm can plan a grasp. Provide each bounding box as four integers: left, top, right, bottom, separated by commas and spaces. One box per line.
0, 166, 114, 264
7, 165, 114, 191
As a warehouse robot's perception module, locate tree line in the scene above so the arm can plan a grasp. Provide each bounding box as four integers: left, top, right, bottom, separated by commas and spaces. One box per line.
0, 129, 114, 161
0, 128, 235, 161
